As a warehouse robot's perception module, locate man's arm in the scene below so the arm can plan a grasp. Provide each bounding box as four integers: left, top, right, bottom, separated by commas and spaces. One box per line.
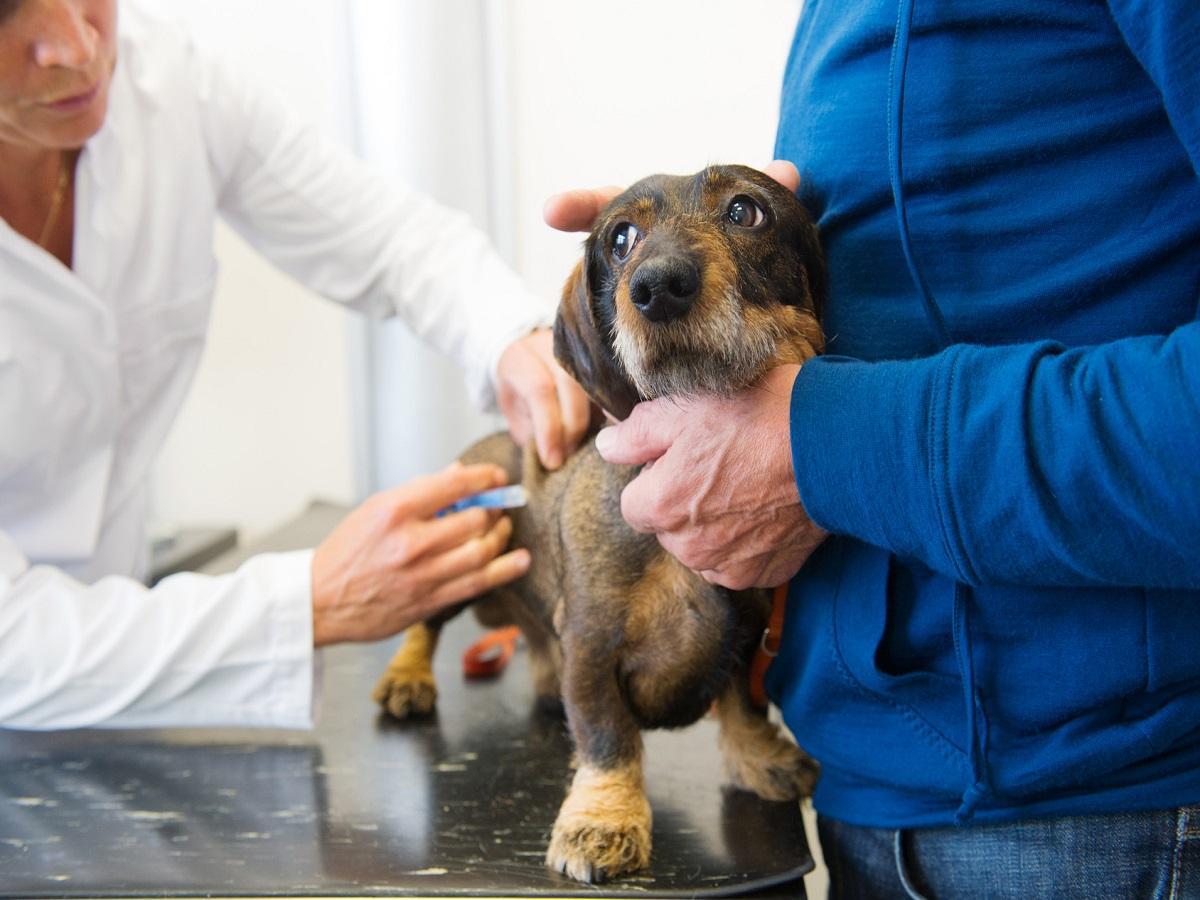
597, 324, 1200, 591
792, 326, 1200, 589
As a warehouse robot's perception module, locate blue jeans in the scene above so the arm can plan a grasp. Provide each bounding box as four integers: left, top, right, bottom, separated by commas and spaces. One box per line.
818, 807, 1200, 899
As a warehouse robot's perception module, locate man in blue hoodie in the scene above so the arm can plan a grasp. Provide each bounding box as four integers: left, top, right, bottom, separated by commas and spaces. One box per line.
548, 0, 1200, 895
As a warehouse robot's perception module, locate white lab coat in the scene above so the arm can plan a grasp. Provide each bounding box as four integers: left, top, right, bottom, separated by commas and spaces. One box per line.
0, 6, 552, 730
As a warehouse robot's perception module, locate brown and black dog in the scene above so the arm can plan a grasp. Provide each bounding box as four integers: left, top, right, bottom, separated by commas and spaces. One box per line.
373, 164, 825, 883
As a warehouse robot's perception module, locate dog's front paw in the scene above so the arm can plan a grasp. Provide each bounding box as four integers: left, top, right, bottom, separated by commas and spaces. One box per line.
724, 727, 819, 801
546, 764, 652, 883
372, 667, 438, 720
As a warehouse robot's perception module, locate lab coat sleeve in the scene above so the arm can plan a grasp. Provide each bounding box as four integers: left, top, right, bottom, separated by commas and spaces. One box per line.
192, 43, 553, 410
0, 530, 316, 730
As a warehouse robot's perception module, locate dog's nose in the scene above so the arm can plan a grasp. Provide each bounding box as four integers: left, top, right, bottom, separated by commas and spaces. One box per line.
629, 256, 700, 323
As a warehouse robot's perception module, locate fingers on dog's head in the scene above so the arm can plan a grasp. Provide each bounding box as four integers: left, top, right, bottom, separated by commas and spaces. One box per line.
552, 258, 640, 422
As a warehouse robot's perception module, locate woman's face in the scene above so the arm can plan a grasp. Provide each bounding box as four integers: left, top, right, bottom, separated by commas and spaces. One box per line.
0, 0, 117, 152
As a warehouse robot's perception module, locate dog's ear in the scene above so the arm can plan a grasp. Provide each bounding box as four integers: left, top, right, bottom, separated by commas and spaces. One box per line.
553, 259, 640, 421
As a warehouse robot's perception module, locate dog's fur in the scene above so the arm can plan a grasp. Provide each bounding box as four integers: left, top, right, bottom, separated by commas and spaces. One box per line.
373, 165, 825, 884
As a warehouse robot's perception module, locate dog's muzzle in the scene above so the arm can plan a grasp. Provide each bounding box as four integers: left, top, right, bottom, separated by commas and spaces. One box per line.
629, 254, 700, 323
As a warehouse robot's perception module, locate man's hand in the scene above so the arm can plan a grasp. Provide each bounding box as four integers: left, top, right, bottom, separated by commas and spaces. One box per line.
542, 182, 625, 232
594, 365, 826, 590
496, 329, 592, 470
310, 463, 531, 647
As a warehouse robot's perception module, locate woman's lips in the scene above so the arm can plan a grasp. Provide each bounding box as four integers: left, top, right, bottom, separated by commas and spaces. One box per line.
42, 82, 100, 114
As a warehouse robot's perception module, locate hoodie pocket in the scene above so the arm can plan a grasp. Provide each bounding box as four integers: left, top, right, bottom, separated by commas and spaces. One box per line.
832, 550, 968, 760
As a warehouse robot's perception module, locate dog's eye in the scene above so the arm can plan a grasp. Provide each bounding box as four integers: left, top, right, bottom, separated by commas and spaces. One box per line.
727, 196, 766, 229
611, 222, 641, 261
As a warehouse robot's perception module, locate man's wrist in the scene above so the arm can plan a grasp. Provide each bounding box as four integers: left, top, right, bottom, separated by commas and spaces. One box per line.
789, 353, 945, 557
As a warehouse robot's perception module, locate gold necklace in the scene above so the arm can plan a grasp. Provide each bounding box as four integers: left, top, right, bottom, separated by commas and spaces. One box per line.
36, 153, 71, 249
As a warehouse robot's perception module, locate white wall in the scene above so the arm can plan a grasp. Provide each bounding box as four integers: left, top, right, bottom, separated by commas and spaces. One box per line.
146, 0, 363, 540
150, 0, 804, 540
506, 1, 804, 299
348, 0, 508, 493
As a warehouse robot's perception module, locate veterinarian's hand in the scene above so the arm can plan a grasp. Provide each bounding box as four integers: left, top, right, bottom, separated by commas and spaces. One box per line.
543, 161, 801, 232
594, 364, 826, 590
310, 463, 531, 647
496, 329, 592, 470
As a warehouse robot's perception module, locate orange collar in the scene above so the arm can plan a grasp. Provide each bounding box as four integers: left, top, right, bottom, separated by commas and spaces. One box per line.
749, 583, 789, 710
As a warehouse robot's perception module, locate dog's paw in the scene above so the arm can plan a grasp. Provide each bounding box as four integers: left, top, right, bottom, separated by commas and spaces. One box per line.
547, 819, 652, 884
545, 765, 652, 883
724, 730, 819, 801
371, 667, 438, 720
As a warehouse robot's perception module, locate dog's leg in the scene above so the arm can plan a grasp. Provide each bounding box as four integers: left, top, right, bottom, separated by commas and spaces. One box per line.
372, 621, 441, 720
525, 628, 563, 715
546, 639, 652, 883
477, 589, 562, 713
715, 680, 819, 801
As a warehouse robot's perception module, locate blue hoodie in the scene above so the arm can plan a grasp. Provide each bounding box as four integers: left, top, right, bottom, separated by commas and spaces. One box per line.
768, 0, 1200, 826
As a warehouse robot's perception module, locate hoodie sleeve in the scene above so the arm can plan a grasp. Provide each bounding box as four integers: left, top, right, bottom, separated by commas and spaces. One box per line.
790, 321, 1200, 589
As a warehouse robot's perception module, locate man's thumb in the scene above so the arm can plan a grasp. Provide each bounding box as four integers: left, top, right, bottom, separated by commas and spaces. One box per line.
593, 399, 678, 465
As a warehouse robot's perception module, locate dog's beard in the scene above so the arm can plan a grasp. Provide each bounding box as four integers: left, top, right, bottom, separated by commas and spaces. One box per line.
613, 288, 782, 400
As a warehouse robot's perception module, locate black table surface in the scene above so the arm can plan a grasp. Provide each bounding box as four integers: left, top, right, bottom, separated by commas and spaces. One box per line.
0, 503, 811, 898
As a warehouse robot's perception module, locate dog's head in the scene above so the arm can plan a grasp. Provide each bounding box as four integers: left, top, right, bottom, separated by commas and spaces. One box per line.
553, 164, 824, 420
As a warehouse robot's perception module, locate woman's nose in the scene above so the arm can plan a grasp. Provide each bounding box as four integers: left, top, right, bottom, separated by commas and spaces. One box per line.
32, 1, 99, 70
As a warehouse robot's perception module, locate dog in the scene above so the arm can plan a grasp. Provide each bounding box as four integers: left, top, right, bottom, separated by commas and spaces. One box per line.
372, 164, 825, 884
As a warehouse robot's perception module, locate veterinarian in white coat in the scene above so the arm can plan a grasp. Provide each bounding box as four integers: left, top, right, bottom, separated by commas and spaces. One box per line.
0, 0, 590, 729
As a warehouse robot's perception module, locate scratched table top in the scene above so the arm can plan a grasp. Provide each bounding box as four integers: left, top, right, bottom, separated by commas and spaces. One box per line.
0, 503, 811, 898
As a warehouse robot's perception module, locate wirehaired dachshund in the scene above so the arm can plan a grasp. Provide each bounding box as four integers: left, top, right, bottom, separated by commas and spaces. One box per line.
372, 164, 825, 883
